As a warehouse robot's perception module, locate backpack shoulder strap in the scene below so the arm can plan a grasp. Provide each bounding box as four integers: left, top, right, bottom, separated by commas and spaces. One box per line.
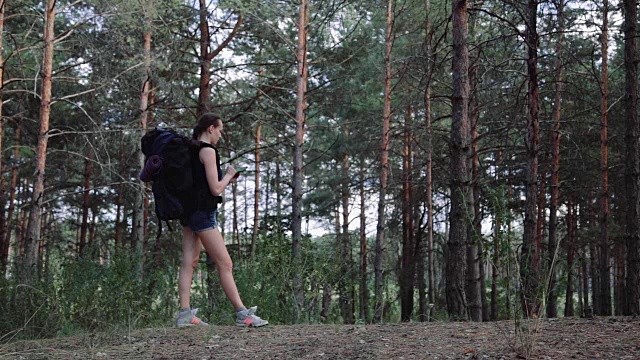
198, 142, 222, 180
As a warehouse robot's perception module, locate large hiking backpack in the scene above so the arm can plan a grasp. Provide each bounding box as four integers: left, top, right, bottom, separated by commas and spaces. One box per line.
140, 128, 198, 236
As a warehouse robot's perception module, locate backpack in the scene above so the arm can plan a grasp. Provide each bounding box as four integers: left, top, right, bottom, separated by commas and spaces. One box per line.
140, 128, 198, 237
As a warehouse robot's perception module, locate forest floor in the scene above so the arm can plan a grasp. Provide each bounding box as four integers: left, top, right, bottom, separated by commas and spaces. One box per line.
0, 317, 638, 359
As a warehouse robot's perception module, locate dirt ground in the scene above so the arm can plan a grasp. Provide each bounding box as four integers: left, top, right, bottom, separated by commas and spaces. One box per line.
0, 317, 638, 359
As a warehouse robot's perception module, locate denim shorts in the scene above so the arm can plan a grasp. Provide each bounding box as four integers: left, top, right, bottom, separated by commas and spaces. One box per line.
183, 210, 218, 232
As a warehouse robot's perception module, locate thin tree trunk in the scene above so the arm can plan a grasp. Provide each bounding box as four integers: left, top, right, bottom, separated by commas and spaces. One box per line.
624, 0, 640, 316
89, 209, 97, 250
401, 106, 415, 322
582, 249, 590, 314
133, 0, 152, 278
79, 147, 94, 258
251, 121, 261, 256
320, 283, 332, 323
547, 0, 564, 319
424, 0, 435, 323
578, 254, 584, 315
447, 0, 470, 321
359, 159, 369, 323
0, 0, 5, 273
275, 151, 282, 225
198, 0, 211, 115
599, 0, 612, 317
565, 198, 576, 317
374, 0, 394, 324
614, 239, 626, 315
491, 151, 502, 321
1, 126, 18, 272
590, 229, 600, 313
291, 0, 309, 323
232, 180, 240, 260
341, 135, 353, 324
520, 0, 541, 318
23, 0, 56, 279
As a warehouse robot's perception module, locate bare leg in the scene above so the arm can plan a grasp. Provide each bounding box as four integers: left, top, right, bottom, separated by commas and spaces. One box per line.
178, 226, 202, 309
197, 228, 245, 310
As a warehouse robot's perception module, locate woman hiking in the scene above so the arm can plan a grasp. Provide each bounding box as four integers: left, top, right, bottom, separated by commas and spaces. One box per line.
176, 113, 268, 328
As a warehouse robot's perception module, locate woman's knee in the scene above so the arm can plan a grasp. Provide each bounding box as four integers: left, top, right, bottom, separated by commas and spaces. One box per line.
216, 257, 233, 273
180, 254, 198, 270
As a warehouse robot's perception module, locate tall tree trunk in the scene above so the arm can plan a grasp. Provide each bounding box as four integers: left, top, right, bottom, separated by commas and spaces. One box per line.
401, 106, 415, 322
79, 147, 94, 258
0, 0, 5, 273
491, 151, 502, 321
198, 0, 211, 116
340, 135, 353, 324
374, 0, 394, 324
291, 0, 309, 323
133, 0, 152, 278
623, 0, 640, 316
251, 121, 261, 256
447, 0, 470, 321
565, 198, 576, 317
546, 32, 564, 326
590, 228, 600, 313
23, 0, 56, 279
547, 0, 564, 319
467, 62, 482, 322
197, 3, 242, 116
232, 180, 239, 258
581, 249, 590, 314
598, 0, 612, 317
1, 126, 18, 272
359, 159, 369, 323
424, 0, 435, 322
614, 239, 626, 315
520, 0, 541, 318
89, 209, 97, 250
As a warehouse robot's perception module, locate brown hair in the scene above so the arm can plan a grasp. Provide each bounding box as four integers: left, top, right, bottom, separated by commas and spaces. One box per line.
192, 113, 222, 140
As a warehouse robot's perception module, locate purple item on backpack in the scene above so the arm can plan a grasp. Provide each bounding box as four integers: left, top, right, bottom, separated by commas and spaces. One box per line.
140, 154, 162, 182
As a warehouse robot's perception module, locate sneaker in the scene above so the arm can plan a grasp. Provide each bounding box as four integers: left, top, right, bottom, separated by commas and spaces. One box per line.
236, 306, 269, 327
176, 308, 209, 327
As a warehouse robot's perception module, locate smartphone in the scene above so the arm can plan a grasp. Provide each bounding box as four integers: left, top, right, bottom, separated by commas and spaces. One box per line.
232, 167, 246, 178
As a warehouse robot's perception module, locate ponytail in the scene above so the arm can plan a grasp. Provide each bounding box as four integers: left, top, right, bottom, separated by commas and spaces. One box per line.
192, 113, 222, 140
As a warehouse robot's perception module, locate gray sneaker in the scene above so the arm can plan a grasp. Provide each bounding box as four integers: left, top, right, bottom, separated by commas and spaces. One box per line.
176, 308, 209, 327
236, 306, 269, 327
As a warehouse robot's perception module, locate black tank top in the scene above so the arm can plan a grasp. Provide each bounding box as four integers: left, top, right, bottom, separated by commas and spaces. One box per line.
191, 142, 223, 210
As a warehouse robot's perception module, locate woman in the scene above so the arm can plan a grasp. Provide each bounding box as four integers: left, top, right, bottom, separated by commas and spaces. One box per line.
176, 113, 268, 328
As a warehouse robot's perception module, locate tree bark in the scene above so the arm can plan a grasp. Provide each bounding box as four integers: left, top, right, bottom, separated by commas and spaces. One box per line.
23, 0, 56, 279
374, 0, 394, 324
597, 0, 612, 317
114, 146, 126, 252
467, 61, 482, 322
1, 126, 18, 273
0, 0, 5, 271
447, 0, 470, 321
401, 106, 415, 322
425, 44, 435, 323
614, 239, 626, 315
564, 198, 576, 317
79, 146, 94, 258
581, 249, 590, 313
520, 0, 541, 318
359, 159, 369, 323
491, 151, 502, 320
341, 134, 354, 324
133, 0, 152, 278
291, 0, 309, 323
624, 0, 640, 316
547, 0, 564, 319
251, 121, 261, 256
